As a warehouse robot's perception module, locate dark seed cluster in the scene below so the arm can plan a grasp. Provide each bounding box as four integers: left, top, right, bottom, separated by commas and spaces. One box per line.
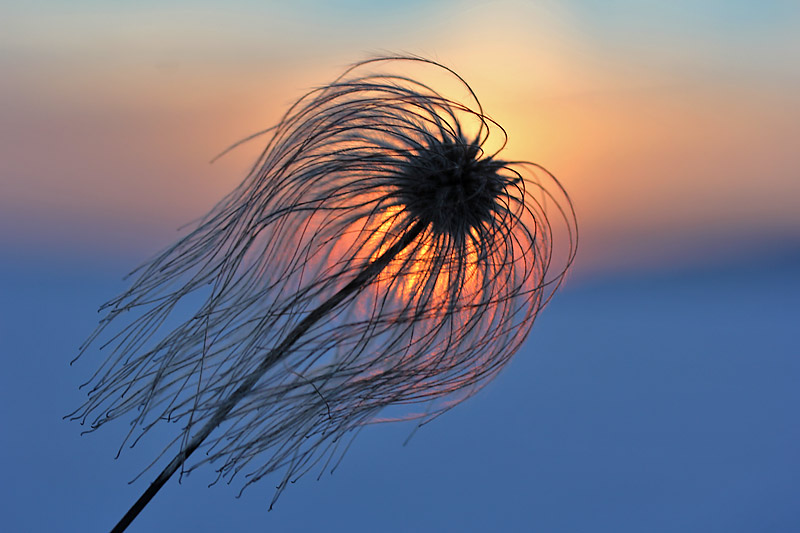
397, 138, 510, 238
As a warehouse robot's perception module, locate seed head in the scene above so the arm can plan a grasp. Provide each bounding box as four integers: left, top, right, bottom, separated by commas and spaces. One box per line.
396, 138, 510, 238
70, 56, 577, 514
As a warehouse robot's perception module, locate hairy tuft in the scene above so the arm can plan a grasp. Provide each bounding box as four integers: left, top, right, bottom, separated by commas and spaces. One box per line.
69, 55, 577, 507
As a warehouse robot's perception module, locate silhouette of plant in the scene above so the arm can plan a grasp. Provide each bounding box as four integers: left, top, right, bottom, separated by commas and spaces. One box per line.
68, 56, 577, 532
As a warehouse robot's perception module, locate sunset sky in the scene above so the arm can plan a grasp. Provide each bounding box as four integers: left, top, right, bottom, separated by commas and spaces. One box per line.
2, 3, 799, 532
3, 1, 798, 278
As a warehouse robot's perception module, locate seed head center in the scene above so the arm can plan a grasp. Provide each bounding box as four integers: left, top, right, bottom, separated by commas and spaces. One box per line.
398, 140, 506, 237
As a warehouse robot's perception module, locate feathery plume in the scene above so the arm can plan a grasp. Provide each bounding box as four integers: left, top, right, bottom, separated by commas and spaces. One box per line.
69, 55, 577, 532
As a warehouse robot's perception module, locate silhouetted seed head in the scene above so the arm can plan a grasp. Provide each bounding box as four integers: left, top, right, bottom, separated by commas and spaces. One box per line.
69, 56, 577, 520
397, 138, 510, 238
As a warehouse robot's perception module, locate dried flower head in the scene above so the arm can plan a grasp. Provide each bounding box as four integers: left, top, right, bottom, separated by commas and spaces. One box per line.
69, 55, 577, 531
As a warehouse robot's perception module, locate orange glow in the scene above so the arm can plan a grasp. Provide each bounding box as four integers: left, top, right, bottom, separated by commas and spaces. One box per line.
4, 2, 798, 277
361, 205, 484, 311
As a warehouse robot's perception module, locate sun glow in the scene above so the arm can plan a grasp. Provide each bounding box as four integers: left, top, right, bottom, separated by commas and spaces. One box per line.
360, 204, 484, 310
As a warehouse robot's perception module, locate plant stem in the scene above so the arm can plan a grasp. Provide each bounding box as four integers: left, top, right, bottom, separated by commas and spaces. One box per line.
111, 221, 426, 532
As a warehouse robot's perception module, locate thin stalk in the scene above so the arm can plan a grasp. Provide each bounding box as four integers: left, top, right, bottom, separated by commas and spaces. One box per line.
111, 221, 427, 533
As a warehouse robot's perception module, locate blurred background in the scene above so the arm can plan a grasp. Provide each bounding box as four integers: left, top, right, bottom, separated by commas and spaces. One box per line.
2, 1, 798, 531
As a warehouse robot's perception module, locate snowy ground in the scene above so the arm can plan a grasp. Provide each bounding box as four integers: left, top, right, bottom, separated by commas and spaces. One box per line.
2, 251, 798, 532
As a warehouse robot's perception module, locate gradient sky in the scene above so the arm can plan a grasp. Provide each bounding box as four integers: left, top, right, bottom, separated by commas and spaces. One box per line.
2, 3, 799, 532
2, 0, 798, 278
